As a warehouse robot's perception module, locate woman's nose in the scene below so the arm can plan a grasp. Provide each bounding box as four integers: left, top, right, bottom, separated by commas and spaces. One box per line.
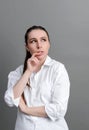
37, 41, 42, 48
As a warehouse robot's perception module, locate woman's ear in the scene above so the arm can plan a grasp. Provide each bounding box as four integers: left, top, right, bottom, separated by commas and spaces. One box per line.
25, 45, 29, 52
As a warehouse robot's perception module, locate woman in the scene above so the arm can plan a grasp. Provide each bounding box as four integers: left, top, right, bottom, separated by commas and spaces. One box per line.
4, 25, 70, 130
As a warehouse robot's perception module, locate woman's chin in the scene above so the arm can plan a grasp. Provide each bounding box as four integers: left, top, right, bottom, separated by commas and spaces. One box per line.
37, 55, 46, 62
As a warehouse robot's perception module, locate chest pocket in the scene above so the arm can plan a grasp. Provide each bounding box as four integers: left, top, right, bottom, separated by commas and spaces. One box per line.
40, 81, 52, 103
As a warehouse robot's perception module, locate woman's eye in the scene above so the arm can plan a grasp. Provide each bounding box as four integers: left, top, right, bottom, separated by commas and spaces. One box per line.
30, 40, 37, 44
41, 39, 46, 42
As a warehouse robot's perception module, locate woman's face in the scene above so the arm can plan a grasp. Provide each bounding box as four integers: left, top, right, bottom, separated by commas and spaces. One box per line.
26, 29, 50, 61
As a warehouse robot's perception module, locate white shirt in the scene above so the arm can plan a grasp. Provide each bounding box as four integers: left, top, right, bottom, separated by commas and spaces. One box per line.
4, 56, 70, 130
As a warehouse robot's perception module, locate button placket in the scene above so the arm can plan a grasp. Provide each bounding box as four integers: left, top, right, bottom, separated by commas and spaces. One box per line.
30, 71, 41, 105
30, 73, 37, 105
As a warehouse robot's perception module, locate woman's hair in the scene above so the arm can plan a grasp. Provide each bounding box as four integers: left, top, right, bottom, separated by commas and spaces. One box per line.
23, 25, 50, 74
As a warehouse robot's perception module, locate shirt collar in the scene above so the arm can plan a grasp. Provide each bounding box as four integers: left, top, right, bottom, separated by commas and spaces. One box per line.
43, 55, 52, 66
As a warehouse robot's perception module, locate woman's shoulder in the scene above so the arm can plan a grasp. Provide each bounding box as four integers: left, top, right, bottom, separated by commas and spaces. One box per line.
8, 65, 24, 78
15, 65, 24, 73
50, 57, 65, 70
50, 57, 69, 79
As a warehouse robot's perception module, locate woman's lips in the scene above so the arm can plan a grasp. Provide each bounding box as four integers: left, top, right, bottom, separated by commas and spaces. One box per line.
36, 51, 44, 56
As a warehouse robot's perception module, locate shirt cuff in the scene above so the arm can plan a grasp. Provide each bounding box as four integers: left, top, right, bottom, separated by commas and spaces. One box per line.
11, 88, 20, 107
45, 103, 60, 121
4, 88, 20, 107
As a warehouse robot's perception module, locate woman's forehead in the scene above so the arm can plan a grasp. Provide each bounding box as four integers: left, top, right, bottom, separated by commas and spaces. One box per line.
28, 29, 48, 39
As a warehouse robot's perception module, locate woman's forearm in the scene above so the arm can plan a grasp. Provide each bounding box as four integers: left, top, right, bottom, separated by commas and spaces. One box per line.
19, 95, 48, 118
25, 106, 48, 118
13, 70, 31, 99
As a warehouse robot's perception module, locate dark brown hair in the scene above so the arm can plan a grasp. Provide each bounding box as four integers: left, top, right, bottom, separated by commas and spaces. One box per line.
23, 25, 50, 74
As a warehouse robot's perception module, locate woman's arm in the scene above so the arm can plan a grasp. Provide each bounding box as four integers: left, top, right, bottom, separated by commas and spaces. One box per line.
26, 106, 47, 117
19, 96, 48, 118
13, 70, 31, 99
13, 53, 41, 99
4, 53, 42, 107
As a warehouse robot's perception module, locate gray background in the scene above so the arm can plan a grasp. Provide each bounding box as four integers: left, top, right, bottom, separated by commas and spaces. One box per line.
0, 0, 89, 130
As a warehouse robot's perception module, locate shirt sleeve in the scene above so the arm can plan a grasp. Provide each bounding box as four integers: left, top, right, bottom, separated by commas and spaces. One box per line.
45, 64, 70, 121
4, 65, 23, 107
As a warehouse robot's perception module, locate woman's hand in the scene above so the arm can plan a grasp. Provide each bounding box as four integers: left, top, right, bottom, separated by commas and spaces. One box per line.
27, 52, 41, 73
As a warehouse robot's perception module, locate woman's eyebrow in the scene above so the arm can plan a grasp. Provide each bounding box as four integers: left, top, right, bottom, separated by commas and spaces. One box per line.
40, 36, 47, 39
29, 38, 36, 41
29, 36, 47, 40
